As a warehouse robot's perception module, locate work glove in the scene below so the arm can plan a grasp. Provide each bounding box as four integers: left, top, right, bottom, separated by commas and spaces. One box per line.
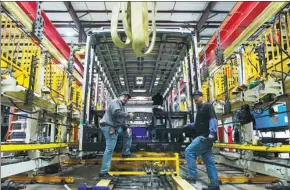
183, 123, 195, 129
200, 134, 216, 143
207, 133, 217, 143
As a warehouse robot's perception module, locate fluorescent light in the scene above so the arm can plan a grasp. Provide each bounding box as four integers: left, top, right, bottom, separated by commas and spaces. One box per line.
132, 96, 148, 100
133, 89, 146, 93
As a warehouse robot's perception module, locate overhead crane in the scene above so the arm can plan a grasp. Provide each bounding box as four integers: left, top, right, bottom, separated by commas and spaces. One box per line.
1, 1, 290, 190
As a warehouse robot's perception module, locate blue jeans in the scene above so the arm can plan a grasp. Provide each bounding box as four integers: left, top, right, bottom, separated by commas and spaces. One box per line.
100, 126, 132, 174
185, 136, 219, 186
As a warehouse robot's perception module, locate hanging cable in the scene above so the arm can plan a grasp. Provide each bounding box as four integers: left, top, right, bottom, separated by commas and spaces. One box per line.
8, 98, 40, 114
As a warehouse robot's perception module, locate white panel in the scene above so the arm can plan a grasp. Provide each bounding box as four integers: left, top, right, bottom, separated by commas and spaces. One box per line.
200, 28, 217, 36
62, 37, 79, 44
207, 13, 228, 22
171, 13, 200, 22
107, 13, 122, 21
105, 2, 119, 10
174, 2, 207, 11
79, 13, 109, 21
42, 2, 67, 11
71, 2, 88, 10
77, 13, 92, 21
148, 2, 175, 11
46, 13, 72, 21
86, 2, 106, 10
213, 2, 237, 11
105, 2, 175, 11
155, 13, 173, 21
57, 28, 78, 35
90, 13, 109, 21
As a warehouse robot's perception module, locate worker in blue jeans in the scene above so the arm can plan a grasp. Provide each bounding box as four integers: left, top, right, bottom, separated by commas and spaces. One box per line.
183, 90, 220, 190
99, 91, 135, 179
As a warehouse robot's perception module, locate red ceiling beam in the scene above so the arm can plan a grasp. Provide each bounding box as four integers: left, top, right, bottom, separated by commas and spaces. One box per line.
16, 2, 84, 77
199, 2, 271, 67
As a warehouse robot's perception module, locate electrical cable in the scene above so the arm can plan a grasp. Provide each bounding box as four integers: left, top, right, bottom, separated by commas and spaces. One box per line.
6, 112, 74, 127
8, 98, 40, 114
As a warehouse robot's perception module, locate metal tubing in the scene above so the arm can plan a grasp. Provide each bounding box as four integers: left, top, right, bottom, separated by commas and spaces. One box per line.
191, 32, 200, 91
80, 35, 92, 124
186, 45, 194, 122
0, 1, 2, 181
87, 48, 95, 123
2, 143, 68, 152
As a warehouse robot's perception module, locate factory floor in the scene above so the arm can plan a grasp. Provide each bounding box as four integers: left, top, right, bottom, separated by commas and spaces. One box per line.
25, 163, 268, 190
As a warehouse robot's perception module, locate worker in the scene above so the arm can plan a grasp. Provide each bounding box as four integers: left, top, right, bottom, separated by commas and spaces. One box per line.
152, 92, 164, 113
98, 91, 135, 179
183, 90, 220, 190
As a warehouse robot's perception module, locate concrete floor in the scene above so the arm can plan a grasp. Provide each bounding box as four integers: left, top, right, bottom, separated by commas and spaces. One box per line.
24, 163, 270, 190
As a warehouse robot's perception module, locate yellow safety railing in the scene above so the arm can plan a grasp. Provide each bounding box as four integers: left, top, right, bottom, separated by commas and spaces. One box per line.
213, 68, 225, 101
201, 79, 209, 102
213, 57, 239, 101
71, 81, 82, 110
243, 12, 290, 84
1, 14, 41, 92
1, 13, 83, 111
43, 59, 68, 104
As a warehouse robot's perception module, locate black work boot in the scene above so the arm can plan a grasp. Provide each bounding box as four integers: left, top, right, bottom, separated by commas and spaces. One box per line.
184, 176, 196, 184
122, 153, 137, 158
202, 185, 220, 190
99, 173, 113, 179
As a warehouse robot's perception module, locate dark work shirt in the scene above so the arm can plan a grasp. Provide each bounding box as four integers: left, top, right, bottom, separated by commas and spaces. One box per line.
194, 102, 216, 138
152, 93, 163, 106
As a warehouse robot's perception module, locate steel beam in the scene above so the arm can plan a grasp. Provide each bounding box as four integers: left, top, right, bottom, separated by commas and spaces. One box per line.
52, 20, 222, 25
149, 34, 166, 94
45, 10, 230, 14
63, 1, 86, 42
54, 23, 221, 29
196, 2, 217, 32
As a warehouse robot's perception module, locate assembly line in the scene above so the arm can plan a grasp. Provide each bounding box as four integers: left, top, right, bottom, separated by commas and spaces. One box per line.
1, 1, 290, 190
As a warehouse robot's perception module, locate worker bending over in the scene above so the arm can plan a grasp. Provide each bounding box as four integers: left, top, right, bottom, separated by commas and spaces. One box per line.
184, 90, 220, 190
99, 91, 135, 179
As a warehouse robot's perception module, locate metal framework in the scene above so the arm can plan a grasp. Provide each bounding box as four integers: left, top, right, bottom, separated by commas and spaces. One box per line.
90, 29, 192, 97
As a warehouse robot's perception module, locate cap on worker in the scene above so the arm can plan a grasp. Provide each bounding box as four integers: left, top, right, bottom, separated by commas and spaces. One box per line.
193, 90, 203, 97
121, 91, 131, 99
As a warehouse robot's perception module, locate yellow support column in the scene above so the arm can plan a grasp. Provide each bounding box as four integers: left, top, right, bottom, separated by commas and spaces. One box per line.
175, 153, 180, 176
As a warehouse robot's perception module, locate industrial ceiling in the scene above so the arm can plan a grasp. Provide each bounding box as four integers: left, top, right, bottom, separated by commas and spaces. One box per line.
42, 1, 237, 98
